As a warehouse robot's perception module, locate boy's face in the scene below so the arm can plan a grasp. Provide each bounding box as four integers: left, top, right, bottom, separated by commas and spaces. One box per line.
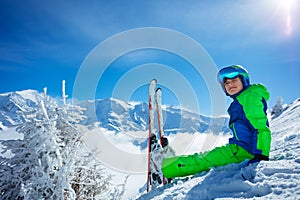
224, 77, 244, 96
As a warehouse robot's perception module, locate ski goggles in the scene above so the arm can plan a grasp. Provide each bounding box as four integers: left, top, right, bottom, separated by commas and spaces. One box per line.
217, 67, 248, 84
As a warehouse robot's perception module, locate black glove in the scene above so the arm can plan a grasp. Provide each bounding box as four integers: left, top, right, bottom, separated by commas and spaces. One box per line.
249, 154, 269, 164
150, 134, 157, 145
161, 136, 169, 148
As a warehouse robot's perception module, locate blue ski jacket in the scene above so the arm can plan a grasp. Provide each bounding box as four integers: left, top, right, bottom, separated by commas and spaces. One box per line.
227, 84, 271, 159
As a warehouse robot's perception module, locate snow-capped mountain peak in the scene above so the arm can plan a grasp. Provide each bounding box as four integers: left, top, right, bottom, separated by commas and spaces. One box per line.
0, 90, 229, 136
0, 90, 38, 130
79, 98, 230, 135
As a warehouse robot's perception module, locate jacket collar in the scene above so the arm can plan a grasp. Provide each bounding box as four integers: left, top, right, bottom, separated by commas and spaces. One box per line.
229, 85, 251, 99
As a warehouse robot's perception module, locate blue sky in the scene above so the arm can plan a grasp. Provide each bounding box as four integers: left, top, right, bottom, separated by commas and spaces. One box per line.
1, 0, 299, 115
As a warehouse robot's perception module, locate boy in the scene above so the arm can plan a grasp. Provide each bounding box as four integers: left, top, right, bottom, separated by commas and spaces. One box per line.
162, 65, 271, 178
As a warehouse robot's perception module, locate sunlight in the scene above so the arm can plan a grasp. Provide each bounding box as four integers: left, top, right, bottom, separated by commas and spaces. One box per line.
278, 0, 295, 36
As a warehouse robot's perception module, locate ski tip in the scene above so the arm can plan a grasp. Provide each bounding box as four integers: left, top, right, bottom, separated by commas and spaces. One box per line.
156, 88, 162, 96
151, 79, 157, 84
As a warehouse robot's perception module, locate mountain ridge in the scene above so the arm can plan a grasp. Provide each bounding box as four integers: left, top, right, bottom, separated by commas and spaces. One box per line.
0, 90, 230, 135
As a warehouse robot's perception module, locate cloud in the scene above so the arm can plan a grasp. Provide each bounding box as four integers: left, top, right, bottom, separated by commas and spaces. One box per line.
82, 127, 230, 174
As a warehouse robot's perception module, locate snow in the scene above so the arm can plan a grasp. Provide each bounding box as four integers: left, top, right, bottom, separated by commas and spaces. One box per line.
0, 127, 23, 141
0, 90, 300, 199
15, 89, 39, 103
0, 127, 23, 158
136, 159, 300, 199
81, 128, 230, 199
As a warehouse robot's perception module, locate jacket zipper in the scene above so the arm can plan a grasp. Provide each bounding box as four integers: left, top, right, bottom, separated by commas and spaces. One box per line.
230, 123, 240, 141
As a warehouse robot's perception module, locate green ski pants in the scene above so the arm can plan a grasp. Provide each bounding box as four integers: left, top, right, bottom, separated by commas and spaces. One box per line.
162, 144, 254, 178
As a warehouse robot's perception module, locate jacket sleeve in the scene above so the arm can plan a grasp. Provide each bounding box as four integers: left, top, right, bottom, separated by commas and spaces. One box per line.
238, 92, 271, 157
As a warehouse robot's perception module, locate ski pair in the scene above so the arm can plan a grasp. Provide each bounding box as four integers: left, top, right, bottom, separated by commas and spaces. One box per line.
146, 79, 174, 192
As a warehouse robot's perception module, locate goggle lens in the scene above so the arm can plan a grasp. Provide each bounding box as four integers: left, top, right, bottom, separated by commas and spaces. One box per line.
217, 66, 248, 84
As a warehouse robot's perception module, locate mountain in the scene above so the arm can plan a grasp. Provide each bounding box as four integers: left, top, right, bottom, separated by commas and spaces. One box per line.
78, 98, 230, 135
0, 90, 38, 130
0, 90, 230, 135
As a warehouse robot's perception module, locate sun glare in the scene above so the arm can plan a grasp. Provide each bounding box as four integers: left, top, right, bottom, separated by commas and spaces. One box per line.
279, 0, 295, 36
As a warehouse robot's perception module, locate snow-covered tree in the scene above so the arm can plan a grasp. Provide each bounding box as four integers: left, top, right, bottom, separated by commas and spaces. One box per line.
71, 149, 113, 199
0, 88, 65, 199
0, 82, 115, 199
271, 96, 284, 119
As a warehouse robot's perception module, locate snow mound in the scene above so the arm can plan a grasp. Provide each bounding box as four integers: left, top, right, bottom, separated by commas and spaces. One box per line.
137, 159, 300, 200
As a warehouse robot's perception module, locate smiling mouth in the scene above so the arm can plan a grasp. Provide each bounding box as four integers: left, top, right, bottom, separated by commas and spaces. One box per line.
229, 87, 237, 91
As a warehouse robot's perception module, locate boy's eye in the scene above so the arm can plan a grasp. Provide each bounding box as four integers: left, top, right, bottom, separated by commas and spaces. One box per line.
224, 78, 238, 86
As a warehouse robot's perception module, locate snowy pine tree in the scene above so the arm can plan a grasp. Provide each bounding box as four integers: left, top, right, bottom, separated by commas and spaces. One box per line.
71, 149, 113, 199
57, 80, 115, 199
0, 82, 115, 199
271, 96, 284, 119
0, 88, 65, 199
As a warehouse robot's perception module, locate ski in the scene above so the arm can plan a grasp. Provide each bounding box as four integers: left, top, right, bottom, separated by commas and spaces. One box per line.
146, 79, 176, 192
155, 88, 164, 144
155, 87, 167, 185
147, 79, 157, 192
